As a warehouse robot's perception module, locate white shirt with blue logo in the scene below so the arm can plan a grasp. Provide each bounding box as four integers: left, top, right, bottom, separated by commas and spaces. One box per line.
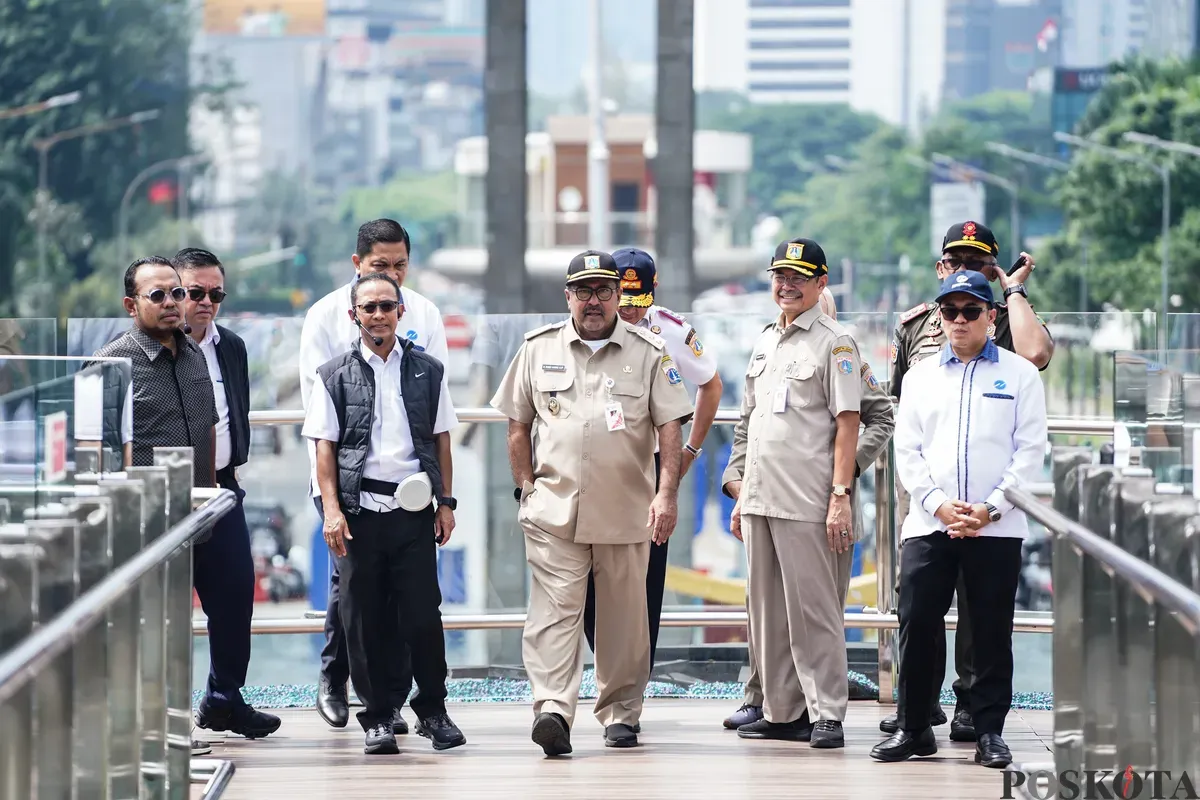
894, 338, 1047, 541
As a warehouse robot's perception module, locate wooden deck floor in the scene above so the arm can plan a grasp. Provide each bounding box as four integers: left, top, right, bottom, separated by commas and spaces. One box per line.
196, 700, 1052, 799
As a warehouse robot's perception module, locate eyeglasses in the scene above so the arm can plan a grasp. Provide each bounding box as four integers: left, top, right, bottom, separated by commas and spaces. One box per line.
357, 301, 399, 314
187, 287, 227, 303
941, 258, 996, 272
138, 287, 187, 304
571, 286, 616, 302
939, 305, 985, 322
770, 271, 814, 287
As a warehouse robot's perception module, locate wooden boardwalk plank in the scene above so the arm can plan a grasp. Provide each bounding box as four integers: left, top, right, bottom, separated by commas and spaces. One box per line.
196, 701, 1052, 800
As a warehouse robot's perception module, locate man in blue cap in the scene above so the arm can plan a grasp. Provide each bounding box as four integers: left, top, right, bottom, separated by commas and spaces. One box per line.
581, 247, 724, 691
873, 270, 1047, 768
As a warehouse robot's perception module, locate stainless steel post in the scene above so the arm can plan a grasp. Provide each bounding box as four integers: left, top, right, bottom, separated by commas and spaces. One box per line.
25, 517, 81, 800
874, 444, 896, 704
0, 541, 43, 800
128, 466, 170, 799
98, 477, 147, 800
155, 448, 194, 800
68, 497, 113, 800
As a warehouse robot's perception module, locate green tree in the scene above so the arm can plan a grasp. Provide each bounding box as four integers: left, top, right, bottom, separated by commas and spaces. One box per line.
0, 0, 205, 315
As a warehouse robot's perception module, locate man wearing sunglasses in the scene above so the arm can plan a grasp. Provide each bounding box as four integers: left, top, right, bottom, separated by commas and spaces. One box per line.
303, 272, 464, 755
299, 219, 448, 732
882, 220, 1054, 743
174, 248, 282, 743
873, 270, 1046, 768
491, 250, 694, 754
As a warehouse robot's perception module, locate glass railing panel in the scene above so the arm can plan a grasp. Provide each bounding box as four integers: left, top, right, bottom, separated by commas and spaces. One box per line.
1111, 349, 1200, 485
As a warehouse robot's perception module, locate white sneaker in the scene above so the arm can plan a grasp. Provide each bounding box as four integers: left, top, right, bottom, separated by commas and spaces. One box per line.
191, 738, 212, 756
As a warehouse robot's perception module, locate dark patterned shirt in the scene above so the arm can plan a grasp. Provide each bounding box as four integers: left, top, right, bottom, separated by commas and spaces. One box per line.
92, 327, 218, 487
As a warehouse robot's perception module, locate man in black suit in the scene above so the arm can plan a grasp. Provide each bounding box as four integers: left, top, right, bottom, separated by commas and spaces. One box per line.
175, 248, 281, 740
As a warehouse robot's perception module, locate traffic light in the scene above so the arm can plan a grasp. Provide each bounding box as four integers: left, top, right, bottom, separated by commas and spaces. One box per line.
148, 178, 176, 205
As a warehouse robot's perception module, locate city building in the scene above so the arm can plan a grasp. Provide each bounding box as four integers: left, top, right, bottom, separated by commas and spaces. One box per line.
429, 114, 756, 293
1060, 0, 1148, 66
1142, 0, 1200, 60
742, 0, 855, 106
943, 0, 1063, 101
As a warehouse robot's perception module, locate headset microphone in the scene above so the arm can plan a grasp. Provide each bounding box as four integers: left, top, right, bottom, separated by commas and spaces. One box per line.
181, 310, 192, 336
355, 318, 383, 347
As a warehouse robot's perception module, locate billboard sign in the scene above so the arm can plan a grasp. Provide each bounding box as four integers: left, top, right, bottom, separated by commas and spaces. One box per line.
203, 0, 326, 37
930, 182, 986, 257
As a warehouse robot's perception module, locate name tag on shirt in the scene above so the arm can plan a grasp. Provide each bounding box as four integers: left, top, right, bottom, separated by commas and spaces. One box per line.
605, 402, 626, 431
773, 384, 788, 413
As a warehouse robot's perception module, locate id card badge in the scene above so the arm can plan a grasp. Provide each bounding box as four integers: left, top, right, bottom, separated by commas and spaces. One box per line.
772, 384, 788, 413
605, 402, 626, 432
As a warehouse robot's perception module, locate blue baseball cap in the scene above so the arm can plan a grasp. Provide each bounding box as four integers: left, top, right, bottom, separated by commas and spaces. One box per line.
935, 270, 994, 306
613, 248, 657, 308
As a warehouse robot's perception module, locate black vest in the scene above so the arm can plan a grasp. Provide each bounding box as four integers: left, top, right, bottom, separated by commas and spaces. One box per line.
316, 339, 445, 515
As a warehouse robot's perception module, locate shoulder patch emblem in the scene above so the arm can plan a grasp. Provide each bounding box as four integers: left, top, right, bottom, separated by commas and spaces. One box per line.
665, 366, 683, 385
684, 328, 696, 345
690, 336, 704, 357
832, 345, 853, 356
899, 303, 930, 325
889, 340, 898, 364
861, 362, 879, 390
657, 308, 686, 326
524, 320, 566, 340
836, 356, 853, 375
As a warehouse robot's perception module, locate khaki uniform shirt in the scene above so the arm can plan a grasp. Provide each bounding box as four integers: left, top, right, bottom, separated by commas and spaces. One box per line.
721, 304, 863, 524
889, 300, 1051, 399
491, 318, 694, 545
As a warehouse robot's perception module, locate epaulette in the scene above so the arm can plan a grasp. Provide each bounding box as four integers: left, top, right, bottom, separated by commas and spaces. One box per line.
524, 320, 566, 340
628, 323, 666, 349
656, 307, 687, 327
815, 315, 847, 336
899, 302, 932, 326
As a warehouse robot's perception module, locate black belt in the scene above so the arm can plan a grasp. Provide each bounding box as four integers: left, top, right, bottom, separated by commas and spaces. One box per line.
361, 477, 399, 497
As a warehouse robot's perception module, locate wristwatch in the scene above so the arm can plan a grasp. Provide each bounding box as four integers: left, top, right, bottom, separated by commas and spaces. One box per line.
1004, 283, 1028, 300
439, 496, 458, 511
984, 502, 1001, 522
513, 486, 523, 503
684, 443, 703, 458
832, 484, 853, 498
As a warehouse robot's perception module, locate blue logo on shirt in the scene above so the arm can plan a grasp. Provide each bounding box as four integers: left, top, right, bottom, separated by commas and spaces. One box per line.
405, 330, 418, 341
994, 379, 1007, 390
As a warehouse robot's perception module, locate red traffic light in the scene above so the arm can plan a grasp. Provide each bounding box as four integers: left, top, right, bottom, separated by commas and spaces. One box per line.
148, 179, 176, 204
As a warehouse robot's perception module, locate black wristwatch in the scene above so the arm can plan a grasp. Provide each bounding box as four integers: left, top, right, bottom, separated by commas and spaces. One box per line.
513, 486, 522, 503
1003, 283, 1027, 300
439, 496, 458, 511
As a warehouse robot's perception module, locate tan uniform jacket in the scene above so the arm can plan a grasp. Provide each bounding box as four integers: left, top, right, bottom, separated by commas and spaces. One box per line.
491, 319, 694, 545
720, 304, 863, 524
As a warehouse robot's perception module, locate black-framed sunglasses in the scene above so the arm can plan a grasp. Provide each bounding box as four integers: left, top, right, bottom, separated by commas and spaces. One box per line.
187, 287, 227, 303
139, 287, 187, 304
941, 257, 996, 272
571, 286, 615, 302
939, 305, 985, 322
357, 301, 399, 314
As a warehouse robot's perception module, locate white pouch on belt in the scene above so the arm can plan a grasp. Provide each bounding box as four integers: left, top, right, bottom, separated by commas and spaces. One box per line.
395, 472, 433, 512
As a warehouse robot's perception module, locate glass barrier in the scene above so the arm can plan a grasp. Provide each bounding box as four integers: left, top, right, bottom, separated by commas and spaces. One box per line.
56, 310, 1163, 696
0, 319, 61, 390
1112, 349, 1200, 486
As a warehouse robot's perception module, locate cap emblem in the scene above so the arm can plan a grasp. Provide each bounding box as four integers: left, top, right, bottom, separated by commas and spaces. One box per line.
955, 273, 970, 285
585, 255, 600, 269
786, 242, 804, 261
962, 221, 977, 237
623, 268, 638, 280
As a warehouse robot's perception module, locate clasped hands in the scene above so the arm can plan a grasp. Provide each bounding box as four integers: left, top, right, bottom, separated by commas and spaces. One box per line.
935, 500, 991, 538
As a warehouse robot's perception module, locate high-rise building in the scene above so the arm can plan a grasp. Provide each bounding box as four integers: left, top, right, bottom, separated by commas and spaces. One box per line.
743, 0, 854, 105
1142, 0, 1200, 59
943, 0, 1063, 101
1060, 0, 1147, 66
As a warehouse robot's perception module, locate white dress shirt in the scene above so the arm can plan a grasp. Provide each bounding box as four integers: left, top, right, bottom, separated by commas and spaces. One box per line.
301, 338, 458, 512
196, 325, 232, 470
894, 338, 1047, 541
299, 280, 448, 497
637, 305, 717, 386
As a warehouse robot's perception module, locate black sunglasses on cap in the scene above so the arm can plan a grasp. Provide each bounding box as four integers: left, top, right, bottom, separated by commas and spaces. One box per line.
939, 305, 986, 322
139, 287, 187, 304
187, 287, 227, 303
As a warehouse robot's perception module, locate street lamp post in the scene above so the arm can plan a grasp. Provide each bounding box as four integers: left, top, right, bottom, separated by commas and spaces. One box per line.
930, 152, 1021, 264
984, 141, 1090, 312
1054, 131, 1170, 356
0, 91, 81, 122
586, 0, 609, 249
117, 155, 209, 266
32, 109, 160, 275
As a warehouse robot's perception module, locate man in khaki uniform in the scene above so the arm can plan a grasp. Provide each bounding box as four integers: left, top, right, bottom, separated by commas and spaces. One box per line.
491, 249, 694, 756
723, 286, 895, 731
721, 238, 862, 749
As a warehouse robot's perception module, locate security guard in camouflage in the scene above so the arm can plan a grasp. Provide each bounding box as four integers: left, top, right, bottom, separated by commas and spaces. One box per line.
884, 220, 1054, 742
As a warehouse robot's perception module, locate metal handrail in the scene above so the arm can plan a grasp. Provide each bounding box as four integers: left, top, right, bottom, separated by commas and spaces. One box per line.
0, 489, 237, 705
1005, 486, 1200, 635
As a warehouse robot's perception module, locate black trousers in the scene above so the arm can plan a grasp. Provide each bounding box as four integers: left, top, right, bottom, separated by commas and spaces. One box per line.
315, 498, 414, 708
335, 505, 448, 731
193, 470, 256, 709
895, 532, 1022, 737
583, 452, 664, 673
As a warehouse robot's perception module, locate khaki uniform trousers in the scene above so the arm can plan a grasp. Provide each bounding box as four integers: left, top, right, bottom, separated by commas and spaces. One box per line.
743, 514, 849, 722
522, 522, 651, 729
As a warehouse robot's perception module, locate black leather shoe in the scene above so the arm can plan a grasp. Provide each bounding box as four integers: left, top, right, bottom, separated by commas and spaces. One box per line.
531, 712, 572, 756
810, 720, 844, 748
737, 712, 813, 742
391, 708, 409, 735
604, 723, 639, 748
949, 709, 976, 742
631, 722, 641, 734
974, 733, 1012, 768
316, 676, 349, 729
416, 712, 465, 750
869, 729, 938, 762
195, 701, 281, 739
723, 703, 764, 730
364, 722, 399, 755
879, 707, 947, 734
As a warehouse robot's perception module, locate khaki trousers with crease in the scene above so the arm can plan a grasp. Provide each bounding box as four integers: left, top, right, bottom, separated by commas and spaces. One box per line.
521, 521, 650, 728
